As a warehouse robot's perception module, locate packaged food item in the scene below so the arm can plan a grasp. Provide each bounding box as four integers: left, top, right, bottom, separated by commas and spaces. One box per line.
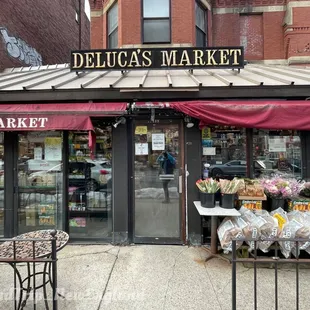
217, 217, 244, 254
240, 209, 265, 252
288, 211, 310, 257
256, 210, 279, 252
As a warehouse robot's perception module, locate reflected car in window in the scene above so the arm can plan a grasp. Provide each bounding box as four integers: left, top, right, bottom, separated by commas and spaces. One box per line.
27, 159, 112, 191
209, 160, 266, 178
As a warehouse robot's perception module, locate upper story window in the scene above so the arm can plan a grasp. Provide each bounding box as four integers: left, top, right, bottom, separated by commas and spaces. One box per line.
108, 2, 118, 48
195, 2, 207, 47
142, 0, 170, 44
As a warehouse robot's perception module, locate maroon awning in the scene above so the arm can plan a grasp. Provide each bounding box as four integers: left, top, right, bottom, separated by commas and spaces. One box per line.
0, 102, 127, 131
167, 100, 310, 130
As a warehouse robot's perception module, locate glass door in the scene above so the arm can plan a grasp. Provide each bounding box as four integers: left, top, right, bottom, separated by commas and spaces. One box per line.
134, 120, 184, 243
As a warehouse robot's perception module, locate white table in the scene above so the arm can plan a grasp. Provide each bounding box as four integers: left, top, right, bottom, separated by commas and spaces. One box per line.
194, 201, 241, 262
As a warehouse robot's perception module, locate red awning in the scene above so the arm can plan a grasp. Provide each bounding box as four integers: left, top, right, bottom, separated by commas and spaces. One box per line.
168, 100, 310, 130
0, 102, 127, 131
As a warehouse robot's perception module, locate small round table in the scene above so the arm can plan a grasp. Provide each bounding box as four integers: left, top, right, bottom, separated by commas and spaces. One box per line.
0, 230, 69, 310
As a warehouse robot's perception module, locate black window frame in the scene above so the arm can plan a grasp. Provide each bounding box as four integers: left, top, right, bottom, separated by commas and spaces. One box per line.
195, 1, 208, 47
107, 1, 118, 49
142, 0, 171, 44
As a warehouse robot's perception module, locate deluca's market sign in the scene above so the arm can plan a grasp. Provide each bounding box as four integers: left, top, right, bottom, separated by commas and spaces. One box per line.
0, 117, 48, 129
70, 47, 244, 71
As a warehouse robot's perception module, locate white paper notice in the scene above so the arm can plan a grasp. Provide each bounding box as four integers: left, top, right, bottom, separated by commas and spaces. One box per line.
34, 147, 43, 160
45, 137, 62, 161
269, 138, 286, 152
203, 147, 216, 156
152, 133, 165, 150
135, 143, 149, 155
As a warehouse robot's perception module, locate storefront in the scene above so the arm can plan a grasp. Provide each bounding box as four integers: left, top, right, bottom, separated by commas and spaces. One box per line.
0, 102, 127, 242
1, 49, 310, 245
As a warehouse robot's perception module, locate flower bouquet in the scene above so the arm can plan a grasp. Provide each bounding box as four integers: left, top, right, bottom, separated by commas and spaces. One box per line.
260, 175, 305, 210
196, 178, 220, 193
219, 178, 244, 194
219, 178, 244, 209
196, 178, 220, 208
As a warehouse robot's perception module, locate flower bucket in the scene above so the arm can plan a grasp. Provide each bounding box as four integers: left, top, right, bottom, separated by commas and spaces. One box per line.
200, 192, 215, 208
221, 194, 235, 209
271, 198, 285, 211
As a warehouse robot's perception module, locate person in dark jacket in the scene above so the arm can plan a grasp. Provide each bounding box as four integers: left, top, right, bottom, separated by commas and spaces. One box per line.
157, 151, 176, 203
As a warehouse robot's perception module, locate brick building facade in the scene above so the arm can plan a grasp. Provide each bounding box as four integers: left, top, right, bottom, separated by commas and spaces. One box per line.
0, 0, 91, 71
90, 0, 310, 65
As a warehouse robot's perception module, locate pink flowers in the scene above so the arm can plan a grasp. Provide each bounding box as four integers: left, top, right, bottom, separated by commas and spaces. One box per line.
260, 175, 304, 199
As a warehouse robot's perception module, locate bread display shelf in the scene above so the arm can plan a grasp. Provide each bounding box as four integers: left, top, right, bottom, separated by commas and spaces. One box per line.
238, 194, 267, 201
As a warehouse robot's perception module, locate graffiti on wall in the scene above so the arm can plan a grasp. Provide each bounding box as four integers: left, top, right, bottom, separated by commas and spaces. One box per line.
0, 27, 42, 66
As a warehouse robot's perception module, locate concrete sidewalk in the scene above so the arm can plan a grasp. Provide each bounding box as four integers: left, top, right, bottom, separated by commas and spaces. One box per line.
1, 245, 310, 309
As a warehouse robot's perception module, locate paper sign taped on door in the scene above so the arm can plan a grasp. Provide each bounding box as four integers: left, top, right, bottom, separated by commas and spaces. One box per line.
152, 133, 165, 150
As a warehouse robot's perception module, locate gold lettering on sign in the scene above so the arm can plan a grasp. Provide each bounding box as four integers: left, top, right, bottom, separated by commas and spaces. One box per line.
230, 49, 241, 65
128, 49, 142, 68
84, 52, 95, 68
179, 50, 191, 66
142, 51, 152, 67
95, 52, 106, 68
219, 49, 229, 65
118, 51, 127, 68
206, 50, 217, 65
161, 50, 177, 67
72, 53, 84, 69
106, 51, 117, 68
193, 50, 205, 66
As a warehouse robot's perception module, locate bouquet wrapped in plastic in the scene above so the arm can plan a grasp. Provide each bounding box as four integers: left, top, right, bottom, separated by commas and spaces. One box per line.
196, 178, 220, 193
217, 217, 244, 254
219, 178, 244, 194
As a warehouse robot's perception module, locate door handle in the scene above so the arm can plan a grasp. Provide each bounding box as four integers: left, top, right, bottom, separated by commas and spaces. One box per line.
178, 175, 182, 194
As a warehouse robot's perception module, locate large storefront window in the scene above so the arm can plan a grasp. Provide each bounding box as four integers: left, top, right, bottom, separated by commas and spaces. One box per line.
202, 126, 247, 179
18, 132, 63, 234
202, 126, 302, 180
68, 126, 112, 238
253, 129, 301, 179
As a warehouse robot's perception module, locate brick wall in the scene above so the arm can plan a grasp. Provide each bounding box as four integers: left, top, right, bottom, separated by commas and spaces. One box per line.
0, 0, 90, 71
171, 0, 195, 45
91, 0, 310, 64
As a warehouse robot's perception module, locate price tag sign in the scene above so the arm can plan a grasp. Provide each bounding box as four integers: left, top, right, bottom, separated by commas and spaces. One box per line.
135, 126, 148, 135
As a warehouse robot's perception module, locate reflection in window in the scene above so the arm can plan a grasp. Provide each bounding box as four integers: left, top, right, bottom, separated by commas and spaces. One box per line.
195, 2, 207, 47
17, 132, 63, 234
202, 126, 247, 179
68, 126, 112, 239
143, 0, 170, 43
108, 2, 118, 48
253, 129, 301, 179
